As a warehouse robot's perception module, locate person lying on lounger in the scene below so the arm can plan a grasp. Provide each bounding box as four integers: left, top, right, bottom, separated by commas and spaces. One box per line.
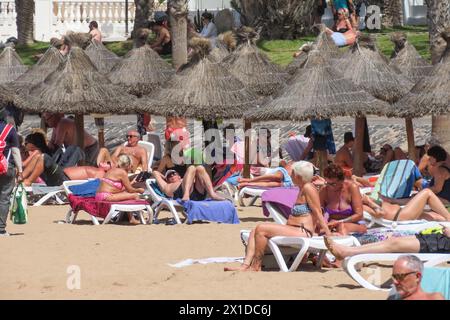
237, 161, 294, 189
95, 154, 145, 225
363, 188, 450, 222
324, 224, 450, 259
152, 165, 225, 201
320, 164, 367, 235
224, 161, 333, 272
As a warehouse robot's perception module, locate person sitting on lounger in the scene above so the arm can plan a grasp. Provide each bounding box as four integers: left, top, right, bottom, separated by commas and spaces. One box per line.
320, 163, 367, 235
22, 133, 69, 187
95, 154, 145, 225
422, 145, 450, 205
362, 188, 450, 222
96, 130, 148, 173
388, 255, 444, 300
334, 132, 354, 178
324, 224, 450, 259
237, 161, 294, 189
152, 166, 225, 201
224, 161, 333, 272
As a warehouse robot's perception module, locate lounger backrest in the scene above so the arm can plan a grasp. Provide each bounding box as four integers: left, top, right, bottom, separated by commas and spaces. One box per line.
145, 133, 163, 161
145, 178, 164, 203
371, 160, 421, 200
122, 141, 155, 170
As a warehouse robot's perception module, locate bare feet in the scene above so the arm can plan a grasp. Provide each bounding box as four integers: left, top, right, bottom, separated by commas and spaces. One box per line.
324, 236, 346, 261
210, 193, 226, 201
224, 263, 250, 272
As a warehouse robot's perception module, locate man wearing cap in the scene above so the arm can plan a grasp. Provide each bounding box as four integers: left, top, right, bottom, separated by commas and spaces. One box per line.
152, 166, 224, 201
0, 107, 23, 237
334, 131, 354, 178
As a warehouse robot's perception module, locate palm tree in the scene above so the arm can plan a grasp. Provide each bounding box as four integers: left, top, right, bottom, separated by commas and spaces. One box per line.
167, 0, 188, 69
15, 0, 35, 45
426, 0, 450, 150
133, 0, 155, 45
383, 0, 403, 28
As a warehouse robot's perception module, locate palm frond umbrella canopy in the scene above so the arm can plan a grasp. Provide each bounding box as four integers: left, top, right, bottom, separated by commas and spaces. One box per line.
245, 50, 389, 122
389, 32, 433, 84
210, 31, 237, 62
392, 29, 450, 119
0, 44, 28, 84
338, 35, 414, 103
143, 37, 261, 120
0, 84, 24, 107
286, 27, 341, 76
107, 29, 174, 97
222, 27, 288, 96
12, 41, 65, 91
21, 33, 143, 149
85, 39, 121, 74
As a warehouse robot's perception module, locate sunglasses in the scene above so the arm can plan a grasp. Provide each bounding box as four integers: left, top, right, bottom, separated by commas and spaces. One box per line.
167, 172, 178, 178
391, 271, 417, 282
126, 135, 138, 139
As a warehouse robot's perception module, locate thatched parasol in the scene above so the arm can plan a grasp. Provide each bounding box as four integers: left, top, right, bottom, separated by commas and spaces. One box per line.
12, 42, 65, 92
142, 37, 260, 120
389, 32, 433, 84
107, 28, 174, 97
337, 34, 414, 103
286, 26, 341, 76
245, 50, 389, 122
392, 29, 450, 119
222, 27, 288, 96
85, 39, 121, 74
0, 44, 28, 84
210, 31, 237, 62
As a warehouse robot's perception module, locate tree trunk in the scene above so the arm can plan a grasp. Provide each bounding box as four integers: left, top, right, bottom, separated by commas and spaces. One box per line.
382, 0, 403, 28
426, 0, 450, 151
15, 0, 35, 45
168, 0, 188, 69
231, 0, 317, 39
132, 0, 154, 45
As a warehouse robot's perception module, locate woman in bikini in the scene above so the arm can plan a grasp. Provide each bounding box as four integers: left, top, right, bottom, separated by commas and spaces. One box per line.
362, 188, 450, 222
95, 154, 145, 224
320, 163, 367, 235
224, 161, 332, 272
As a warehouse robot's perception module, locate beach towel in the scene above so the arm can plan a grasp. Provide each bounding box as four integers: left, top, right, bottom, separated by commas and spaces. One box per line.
178, 199, 240, 224
68, 194, 148, 219
68, 179, 101, 197
168, 257, 244, 268
422, 267, 450, 300
261, 187, 299, 219
370, 160, 421, 201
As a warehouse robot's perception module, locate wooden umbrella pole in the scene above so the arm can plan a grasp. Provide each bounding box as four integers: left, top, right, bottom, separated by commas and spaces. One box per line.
317, 150, 327, 176
353, 116, 365, 177
243, 119, 252, 178
94, 117, 105, 148
405, 117, 416, 163
40, 117, 47, 133
75, 113, 85, 165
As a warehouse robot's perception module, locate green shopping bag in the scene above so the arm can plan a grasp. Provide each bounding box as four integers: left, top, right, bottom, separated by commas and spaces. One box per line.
10, 183, 28, 224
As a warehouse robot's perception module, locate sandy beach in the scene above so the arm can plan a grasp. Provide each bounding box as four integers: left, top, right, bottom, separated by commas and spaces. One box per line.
1, 200, 388, 300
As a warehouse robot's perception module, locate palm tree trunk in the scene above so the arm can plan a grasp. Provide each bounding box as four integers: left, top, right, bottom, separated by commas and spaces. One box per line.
133, 0, 154, 46
383, 0, 403, 28
168, 0, 188, 69
15, 0, 35, 45
426, 0, 450, 151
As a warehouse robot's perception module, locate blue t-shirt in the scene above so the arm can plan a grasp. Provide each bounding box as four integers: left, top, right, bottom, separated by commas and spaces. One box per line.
0, 121, 19, 164
333, 0, 349, 10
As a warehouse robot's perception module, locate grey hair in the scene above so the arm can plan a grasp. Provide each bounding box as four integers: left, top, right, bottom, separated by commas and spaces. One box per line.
398, 255, 424, 273
291, 161, 314, 183
117, 154, 131, 169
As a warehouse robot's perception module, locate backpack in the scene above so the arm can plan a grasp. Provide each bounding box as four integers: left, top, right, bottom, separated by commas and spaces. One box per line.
0, 124, 13, 175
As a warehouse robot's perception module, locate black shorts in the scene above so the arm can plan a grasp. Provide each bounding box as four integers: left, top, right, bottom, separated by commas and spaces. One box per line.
415, 233, 450, 253
190, 187, 206, 201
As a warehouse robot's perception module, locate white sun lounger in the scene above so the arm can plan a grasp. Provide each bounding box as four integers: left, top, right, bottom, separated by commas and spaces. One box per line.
238, 187, 267, 207
240, 229, 361, 272
63, 180, 151, 225
343, 253, 450, 291
25, 184, 66, 206
145, 178, 185, 224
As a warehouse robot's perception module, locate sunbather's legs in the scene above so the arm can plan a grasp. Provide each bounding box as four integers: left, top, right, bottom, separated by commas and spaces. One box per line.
397, 189, 450, 221
224, 229, 257, 271
181, 165, 196, 201
194, 166, 224, 201
22, 153, 41, 185
251, 223, 312, 271
238, 172, 283, 184
336, 222, 367, 235
420, 211, 447, 221
96, 147, 113, 167
23, 155, 45, 186
103, 192, 141, 224
64, 166, 106, 180
324, 236, 420, 260
238, 181, 282, 189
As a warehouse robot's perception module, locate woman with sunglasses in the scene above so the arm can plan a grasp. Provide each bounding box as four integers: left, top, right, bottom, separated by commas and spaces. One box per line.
320, 163, 367, 235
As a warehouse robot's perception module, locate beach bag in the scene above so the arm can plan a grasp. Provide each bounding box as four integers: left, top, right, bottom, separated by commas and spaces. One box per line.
10, 183, 28, 224
0, 124, 13, 175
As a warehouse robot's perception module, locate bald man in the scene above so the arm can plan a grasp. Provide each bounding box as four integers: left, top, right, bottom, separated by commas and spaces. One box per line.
97, 130, 148, 172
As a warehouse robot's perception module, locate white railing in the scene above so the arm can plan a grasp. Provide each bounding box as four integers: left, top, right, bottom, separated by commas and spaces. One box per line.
403, 0, 427, 26
0, 1, 16, 42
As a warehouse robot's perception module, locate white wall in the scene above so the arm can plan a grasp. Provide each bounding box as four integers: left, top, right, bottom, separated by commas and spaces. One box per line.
188, 0, 232, 11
